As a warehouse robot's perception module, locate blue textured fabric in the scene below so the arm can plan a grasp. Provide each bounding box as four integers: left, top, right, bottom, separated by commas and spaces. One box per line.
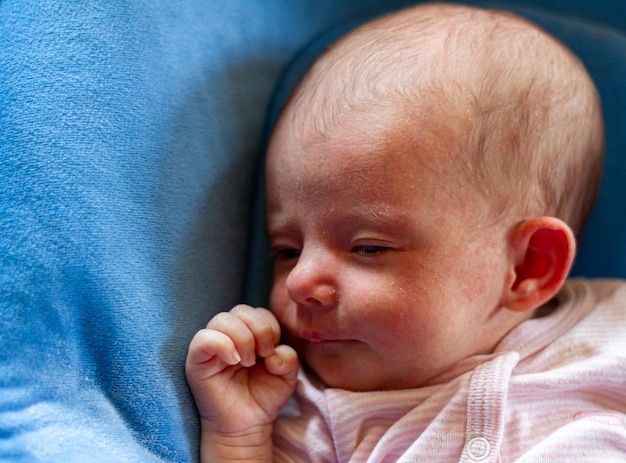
1, 1, 625, 462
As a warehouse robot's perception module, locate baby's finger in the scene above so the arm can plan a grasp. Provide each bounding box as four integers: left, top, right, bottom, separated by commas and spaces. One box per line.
230, 305, 281, 359
255, 307, 282, 346
206, 311, 257, 367
264, 344, 299, 380
186, 329, 241, 369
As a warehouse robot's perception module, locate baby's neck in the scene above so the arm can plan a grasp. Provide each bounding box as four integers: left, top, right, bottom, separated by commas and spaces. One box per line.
531, 297, 559, 319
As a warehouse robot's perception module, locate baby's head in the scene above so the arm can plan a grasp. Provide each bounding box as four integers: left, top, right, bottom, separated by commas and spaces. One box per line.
280, 2, 604, 236
265, 3, 605, 391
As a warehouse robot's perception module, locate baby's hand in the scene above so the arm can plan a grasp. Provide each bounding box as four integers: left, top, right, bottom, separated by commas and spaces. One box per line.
185, 304, 299, 436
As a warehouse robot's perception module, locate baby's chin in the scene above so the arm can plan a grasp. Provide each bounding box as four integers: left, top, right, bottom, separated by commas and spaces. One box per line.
303, 361, 428, 392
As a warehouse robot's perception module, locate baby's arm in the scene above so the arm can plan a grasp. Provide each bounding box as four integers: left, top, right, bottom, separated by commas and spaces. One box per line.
185, 305, 299, 462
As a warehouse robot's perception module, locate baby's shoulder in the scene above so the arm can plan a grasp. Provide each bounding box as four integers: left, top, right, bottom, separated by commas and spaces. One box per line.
563, 278, 626, 316
557, 278, 626, 349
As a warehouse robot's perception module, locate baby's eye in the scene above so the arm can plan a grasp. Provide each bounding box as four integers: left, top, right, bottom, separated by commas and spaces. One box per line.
273, 247, 301, 261
353, 244, 386, 256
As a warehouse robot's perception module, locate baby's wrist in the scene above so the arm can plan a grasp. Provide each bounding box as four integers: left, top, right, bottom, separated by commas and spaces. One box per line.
200, 420, 274, 462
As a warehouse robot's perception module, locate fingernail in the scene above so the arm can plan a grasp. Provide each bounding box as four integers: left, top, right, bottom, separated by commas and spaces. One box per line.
242, 355, 257, 367
273, 354, 284, 368
230, 351, 241, 365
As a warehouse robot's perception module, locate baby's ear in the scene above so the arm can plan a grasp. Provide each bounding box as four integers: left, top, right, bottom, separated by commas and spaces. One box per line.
501, 217, 576, 312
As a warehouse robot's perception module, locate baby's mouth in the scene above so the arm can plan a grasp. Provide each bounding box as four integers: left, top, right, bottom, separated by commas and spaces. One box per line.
298, 331, 336, 343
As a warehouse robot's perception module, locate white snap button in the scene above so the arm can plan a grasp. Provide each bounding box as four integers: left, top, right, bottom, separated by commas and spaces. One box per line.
466, 436, 491, 461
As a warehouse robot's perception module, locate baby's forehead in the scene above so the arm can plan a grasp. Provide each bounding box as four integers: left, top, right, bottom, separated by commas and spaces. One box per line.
282, 74, 471, 175
270, 97, 472, 197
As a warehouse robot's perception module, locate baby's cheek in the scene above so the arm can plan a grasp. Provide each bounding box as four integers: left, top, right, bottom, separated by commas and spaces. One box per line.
459, 257, 507, 307
269, 279, 288, 314
270, 279, 302, 334
356, 284, 423, 341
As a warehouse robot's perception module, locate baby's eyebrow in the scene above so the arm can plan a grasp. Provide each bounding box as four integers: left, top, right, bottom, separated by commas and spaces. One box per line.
265, 216, 296, 239
265, 203, 416, 240
335, 208, 414, 232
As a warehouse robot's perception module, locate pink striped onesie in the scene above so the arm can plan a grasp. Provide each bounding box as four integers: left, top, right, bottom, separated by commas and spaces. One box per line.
273, 279, 626, 462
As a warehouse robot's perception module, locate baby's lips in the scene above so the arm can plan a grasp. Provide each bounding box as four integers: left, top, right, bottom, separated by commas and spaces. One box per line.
298, 330, 338, 343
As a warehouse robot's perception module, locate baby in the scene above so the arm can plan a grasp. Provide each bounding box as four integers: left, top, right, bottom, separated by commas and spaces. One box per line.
187, 3, 626, 462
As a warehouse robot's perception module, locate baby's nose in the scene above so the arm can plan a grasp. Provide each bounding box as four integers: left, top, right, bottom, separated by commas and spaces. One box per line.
285, 249, 337, 309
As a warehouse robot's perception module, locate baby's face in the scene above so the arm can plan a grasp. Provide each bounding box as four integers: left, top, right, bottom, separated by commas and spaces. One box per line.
265, 106, 512, 391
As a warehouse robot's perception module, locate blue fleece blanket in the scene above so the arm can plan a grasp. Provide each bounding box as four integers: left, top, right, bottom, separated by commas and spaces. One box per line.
1, 1, 625, 462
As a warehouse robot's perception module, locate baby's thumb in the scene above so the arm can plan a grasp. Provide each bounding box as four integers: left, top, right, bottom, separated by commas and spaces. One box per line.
264, 344, 299, 381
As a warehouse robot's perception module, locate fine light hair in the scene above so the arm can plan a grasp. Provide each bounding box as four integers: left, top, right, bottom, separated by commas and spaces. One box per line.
282, 3, 605, 238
